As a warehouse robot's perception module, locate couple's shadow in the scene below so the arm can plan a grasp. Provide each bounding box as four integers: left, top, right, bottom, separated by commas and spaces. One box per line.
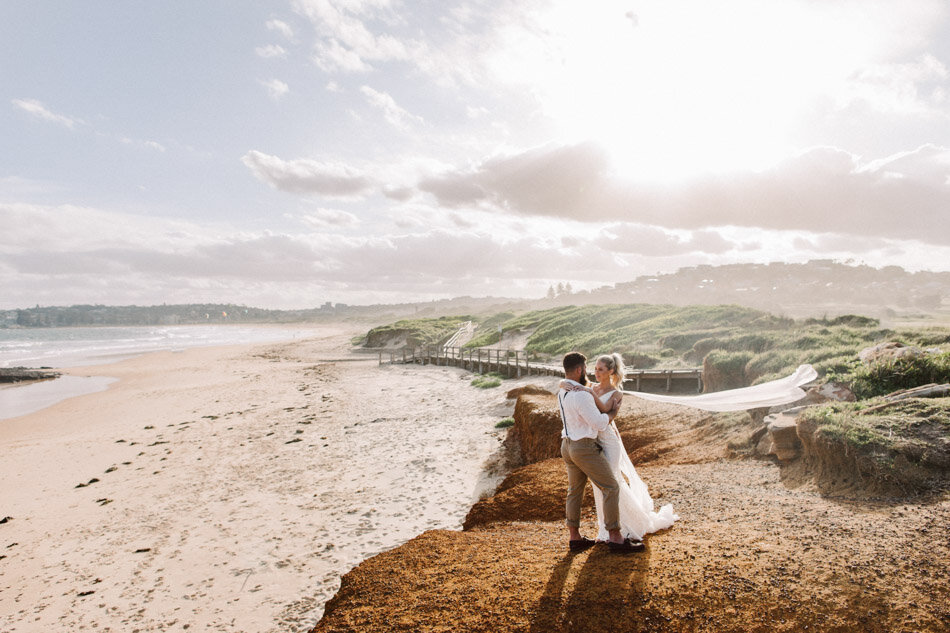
529, 541, 652, 632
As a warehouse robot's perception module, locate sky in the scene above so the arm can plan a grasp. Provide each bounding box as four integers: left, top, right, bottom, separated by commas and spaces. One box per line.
2, 0, 950, 309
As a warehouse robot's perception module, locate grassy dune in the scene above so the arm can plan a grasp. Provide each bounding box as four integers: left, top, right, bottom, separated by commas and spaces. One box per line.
363, 303, 950, 395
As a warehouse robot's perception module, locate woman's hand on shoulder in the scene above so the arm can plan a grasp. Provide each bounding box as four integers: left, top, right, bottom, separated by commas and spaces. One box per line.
558, 379, 593, 394
609, 391, 623, 412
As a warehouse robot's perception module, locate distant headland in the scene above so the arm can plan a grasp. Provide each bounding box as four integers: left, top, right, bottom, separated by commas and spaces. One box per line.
3, 259, 948, 328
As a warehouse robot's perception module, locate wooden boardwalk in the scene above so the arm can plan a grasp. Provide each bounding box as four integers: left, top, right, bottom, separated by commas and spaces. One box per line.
378, 346, 704, 394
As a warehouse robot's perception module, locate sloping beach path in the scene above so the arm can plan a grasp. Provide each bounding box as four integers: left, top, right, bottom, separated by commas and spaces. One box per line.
312, 394, 950, 633
0, 326, 553, 632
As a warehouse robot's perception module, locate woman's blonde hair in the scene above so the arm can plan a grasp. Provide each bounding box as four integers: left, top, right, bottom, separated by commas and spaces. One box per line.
596, 353, 625, 388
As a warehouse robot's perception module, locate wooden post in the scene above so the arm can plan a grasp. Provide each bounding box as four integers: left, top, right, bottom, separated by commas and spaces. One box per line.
636, 374, 641, 391
379, 351, 382, 366
666, 370, 672, 392
478, 348, 482, 374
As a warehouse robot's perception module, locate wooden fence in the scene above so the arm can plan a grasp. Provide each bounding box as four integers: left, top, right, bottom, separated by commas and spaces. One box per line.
378, 346, 704, 393
378, 346, 556, 379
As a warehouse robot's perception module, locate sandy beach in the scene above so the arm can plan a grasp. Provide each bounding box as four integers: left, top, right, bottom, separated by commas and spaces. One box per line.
0, 325, 557, 632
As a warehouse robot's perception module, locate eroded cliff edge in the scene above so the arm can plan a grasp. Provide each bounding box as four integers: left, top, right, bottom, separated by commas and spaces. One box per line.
312, 393, 950, 633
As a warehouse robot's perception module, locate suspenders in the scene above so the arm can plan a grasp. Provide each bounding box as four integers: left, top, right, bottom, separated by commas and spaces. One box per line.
557, 390, 570, 438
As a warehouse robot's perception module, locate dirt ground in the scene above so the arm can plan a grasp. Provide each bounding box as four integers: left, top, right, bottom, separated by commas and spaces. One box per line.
312, 392, 950, 633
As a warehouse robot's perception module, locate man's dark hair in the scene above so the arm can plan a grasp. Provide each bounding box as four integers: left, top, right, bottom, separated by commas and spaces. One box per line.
562, 352, 587, 375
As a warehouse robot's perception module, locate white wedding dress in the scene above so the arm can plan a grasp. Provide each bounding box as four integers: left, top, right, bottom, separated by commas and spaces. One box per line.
591, 389, 677, 541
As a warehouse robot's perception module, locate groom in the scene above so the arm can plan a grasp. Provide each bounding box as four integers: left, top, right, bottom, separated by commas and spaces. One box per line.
558, 352, 643, 553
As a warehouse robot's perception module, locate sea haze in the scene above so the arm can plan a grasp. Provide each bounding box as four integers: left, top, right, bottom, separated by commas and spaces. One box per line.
0, 325, 313, 369
0, 325, 314, 421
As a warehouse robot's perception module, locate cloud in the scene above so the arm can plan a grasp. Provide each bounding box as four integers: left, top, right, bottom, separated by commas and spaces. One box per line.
12, 98, 83, 129
119, 137, 166, 152
266, 19, 294, 40
312, 39, 373, 73
256, 44, 288, 58
0, 202, 576, 305
416, 142, 950, 245
3, 201, 950, 309
359, 85, 422, 129
839, 53, 950, 115
299, 207, 360, 228
294, 0, 418, 72
597, 225, 735, 257
382, 186, 414, 202
261, 78, 290, 100
419, 142, 611, 217
241, 150, 373, 197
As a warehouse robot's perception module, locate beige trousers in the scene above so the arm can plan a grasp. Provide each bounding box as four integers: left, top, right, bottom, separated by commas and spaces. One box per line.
560, 437, 620, 531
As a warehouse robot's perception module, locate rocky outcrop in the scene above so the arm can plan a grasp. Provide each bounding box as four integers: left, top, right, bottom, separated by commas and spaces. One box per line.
750, 382, 856, 459
794, 413, 883, 493
510, 394, 562, 464
462, 459, 575, 529
0, 367, 61, 383
764, 410, 803, 461
858, 341, 924, 364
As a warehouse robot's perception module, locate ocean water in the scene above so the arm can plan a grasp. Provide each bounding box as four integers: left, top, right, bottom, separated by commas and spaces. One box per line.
0, 325, 313, 420
0, 325, 312, 369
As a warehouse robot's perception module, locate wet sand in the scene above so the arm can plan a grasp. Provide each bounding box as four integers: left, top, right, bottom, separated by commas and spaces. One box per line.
0, 326, 558, 632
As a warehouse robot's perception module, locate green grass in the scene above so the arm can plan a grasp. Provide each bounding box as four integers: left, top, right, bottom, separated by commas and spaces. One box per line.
465, 304, 783, 358
363, 305, 950, 397
849, 351, 950, 399
471, 375, 502, 389
798, 398, 950, 490
495, 417, 515, 428
363, 315, 474, 348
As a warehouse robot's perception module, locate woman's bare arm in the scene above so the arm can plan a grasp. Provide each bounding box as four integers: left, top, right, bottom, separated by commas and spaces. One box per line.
558, 379, 595, 395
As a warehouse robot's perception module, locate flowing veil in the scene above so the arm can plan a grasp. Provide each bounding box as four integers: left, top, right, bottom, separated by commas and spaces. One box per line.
622, 364, 818, 412
591, 365, 818, 540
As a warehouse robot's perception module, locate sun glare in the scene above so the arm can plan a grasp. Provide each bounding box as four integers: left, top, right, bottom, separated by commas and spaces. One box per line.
516, 0, 886, 182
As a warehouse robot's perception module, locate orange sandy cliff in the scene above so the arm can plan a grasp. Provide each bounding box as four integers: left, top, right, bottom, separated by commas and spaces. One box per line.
312, 393, 950, 632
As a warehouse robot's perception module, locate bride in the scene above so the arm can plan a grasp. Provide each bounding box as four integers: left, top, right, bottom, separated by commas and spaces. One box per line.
562, 353, 677, 542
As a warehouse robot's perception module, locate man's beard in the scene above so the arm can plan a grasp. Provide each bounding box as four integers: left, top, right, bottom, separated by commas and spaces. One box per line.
578, 372, 588, 386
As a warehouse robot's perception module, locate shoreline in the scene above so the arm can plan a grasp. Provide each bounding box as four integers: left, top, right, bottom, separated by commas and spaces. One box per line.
0, 322, 322, 371
0, 326, 559, 632
0, 324, 324, 422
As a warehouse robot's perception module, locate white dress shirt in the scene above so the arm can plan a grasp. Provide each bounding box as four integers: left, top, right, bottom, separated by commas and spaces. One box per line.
558, 380, 611, 440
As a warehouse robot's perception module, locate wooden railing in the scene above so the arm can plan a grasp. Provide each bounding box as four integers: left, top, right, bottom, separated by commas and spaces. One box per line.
378, 346, 704, 393
378, 346, 556, 379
